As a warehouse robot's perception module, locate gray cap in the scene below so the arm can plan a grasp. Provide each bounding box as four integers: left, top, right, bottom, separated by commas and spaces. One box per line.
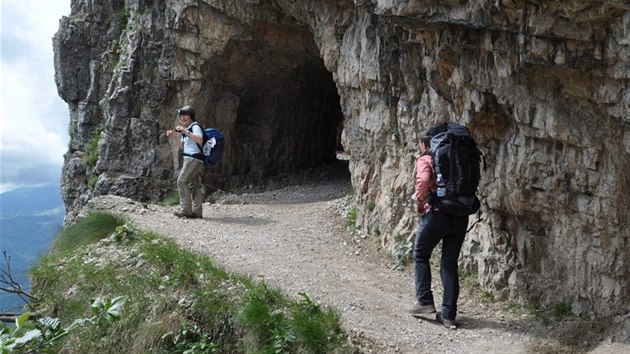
176, 105, 196, 119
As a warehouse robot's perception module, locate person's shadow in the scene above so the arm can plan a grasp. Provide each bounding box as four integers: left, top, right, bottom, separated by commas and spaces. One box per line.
210, 216, 275, 227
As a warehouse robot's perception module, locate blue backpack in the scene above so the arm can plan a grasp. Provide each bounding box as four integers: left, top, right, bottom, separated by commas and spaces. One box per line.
201, 128, 225, 166
189, 123, 225, 166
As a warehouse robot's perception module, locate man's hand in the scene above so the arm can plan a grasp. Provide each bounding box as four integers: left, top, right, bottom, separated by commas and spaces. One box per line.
166, 126, 186, 138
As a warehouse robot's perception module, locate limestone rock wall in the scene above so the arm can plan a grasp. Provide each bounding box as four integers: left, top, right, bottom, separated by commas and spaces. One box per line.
55, 0, 630, 315
56, 0, 342, 219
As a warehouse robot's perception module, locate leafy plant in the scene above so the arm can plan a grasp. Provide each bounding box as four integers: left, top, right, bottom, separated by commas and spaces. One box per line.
111, 223, 136, 243
91, 296, 128, 319
391, 234, 412, 270
161, 323, 221, 354
367, 201, 376, 212
0, 296, 127, 353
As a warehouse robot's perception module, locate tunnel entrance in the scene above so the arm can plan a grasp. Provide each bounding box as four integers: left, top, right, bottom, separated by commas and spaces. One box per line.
199, 21, 346, 189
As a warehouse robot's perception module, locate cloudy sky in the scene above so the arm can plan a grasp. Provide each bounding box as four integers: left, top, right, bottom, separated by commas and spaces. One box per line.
1, 0, 71, 193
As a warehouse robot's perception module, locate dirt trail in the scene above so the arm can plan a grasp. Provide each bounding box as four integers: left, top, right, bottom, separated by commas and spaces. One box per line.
87, 165, 629, 353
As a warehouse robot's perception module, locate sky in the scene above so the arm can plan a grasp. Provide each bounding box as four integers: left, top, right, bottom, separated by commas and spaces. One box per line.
0, 0, 71, 193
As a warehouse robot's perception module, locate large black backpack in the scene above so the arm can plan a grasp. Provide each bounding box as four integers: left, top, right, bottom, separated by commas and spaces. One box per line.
429, 123, 481, 216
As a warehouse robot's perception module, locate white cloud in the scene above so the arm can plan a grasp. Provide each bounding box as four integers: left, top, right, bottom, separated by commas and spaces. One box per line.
1, 0, 70, 193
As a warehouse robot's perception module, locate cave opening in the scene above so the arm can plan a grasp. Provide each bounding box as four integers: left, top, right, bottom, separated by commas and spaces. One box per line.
200, 23, 348, 190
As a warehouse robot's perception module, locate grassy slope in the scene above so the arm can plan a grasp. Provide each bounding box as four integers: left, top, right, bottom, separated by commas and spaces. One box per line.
28, 212, 350, 353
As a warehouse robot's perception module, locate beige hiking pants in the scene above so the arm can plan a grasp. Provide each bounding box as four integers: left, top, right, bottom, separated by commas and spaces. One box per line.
177, 158, 204, 215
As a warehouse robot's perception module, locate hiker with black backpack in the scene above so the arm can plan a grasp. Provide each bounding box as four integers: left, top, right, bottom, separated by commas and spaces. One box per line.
408, 123, 482, 330
165, 105, 205, 219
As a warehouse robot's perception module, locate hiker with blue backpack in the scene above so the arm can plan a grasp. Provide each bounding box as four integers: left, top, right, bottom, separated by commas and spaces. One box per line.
165, 105, 205, 219
409, 123, 482, 330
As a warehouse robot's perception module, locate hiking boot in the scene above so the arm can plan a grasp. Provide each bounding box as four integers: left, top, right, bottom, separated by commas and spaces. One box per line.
436, 312, 457, 330
409, 302, 436, 317
173, 210, 195, 218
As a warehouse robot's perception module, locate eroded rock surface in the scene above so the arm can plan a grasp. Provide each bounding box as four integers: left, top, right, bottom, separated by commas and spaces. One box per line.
55, 0, 630, 315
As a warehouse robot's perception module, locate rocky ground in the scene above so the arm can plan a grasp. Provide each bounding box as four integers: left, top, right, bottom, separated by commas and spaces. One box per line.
86, 163, 629, 354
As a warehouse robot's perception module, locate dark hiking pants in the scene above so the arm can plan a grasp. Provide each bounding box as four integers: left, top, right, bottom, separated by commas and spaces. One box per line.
413, 209, 469, 320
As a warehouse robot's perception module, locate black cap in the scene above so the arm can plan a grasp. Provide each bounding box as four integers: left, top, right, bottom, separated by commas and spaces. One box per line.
176, 105, 196, 119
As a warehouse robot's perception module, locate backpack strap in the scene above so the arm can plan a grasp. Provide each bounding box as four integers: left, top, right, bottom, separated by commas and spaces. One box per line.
186, 122, 204, 150
430, 131, 449, 178
187, 122, 202, 134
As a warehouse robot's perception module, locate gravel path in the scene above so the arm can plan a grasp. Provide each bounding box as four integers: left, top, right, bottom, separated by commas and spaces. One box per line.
86, 165, 629, 353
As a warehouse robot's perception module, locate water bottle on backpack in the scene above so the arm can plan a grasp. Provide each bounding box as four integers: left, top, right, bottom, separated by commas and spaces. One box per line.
436, 173, 446, 197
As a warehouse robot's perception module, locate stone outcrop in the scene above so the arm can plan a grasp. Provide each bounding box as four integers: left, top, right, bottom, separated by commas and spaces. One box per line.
54, 0, 630, 316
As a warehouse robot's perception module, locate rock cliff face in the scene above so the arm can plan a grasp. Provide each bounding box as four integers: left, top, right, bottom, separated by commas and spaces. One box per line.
55, 0, 630, 316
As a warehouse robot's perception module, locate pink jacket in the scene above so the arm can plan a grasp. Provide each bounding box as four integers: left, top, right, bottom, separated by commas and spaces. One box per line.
414, 153, 436, 214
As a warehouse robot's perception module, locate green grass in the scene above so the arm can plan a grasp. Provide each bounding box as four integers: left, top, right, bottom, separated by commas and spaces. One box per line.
479, 289, 494, 303
551, 302, 589, 321
117, 6, 129, 29
86, 155, 98, 167
28, 213, 351, 353
237, 286, 344, 353
458, 268, 479, 289
87, 174, 98, 190
346, 208, 357, 229
48, 211, 126, 256
85, 130, 101, 167
158, 192, 180, 206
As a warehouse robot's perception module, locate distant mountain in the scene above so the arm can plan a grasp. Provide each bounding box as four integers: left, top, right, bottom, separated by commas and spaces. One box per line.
0, 185, 65, 313
0, 185, 64, 216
